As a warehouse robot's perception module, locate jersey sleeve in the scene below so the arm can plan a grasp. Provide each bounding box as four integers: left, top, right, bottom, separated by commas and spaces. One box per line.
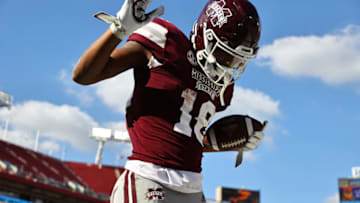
127, 18, 169, 63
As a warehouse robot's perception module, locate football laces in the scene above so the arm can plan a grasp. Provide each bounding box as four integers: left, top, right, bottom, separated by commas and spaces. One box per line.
220, 137, 247, 149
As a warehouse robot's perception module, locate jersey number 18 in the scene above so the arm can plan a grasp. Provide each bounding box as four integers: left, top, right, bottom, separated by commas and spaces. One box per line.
173, 88, 216, 146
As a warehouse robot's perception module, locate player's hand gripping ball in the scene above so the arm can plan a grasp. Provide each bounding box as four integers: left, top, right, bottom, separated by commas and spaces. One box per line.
204, 115, 267, 151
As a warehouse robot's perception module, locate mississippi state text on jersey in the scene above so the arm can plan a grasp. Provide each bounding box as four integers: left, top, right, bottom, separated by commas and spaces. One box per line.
126, 18, 234, 172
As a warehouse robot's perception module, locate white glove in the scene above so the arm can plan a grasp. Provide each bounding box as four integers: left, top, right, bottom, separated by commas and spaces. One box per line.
242, 121, 267, 151
243, 131, 265, 151
235, 119, 267, 167
94, 0, 165, 39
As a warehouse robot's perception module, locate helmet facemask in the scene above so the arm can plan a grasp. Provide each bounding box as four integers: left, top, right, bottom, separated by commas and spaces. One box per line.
196, 27, 257, 105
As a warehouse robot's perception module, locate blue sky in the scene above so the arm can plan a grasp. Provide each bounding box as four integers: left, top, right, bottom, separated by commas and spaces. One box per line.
0, 0, 359, 202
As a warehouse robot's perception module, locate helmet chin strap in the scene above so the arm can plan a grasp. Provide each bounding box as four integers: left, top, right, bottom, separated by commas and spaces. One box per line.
203, 54, 232, 106
219, 73, 232, 106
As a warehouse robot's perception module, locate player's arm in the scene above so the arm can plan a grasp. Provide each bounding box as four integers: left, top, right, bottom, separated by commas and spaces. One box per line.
72, 33, 151, 85
72, 0, 164, 85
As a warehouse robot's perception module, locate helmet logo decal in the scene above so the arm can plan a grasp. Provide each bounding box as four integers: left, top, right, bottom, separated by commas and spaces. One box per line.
206, 0, 232, 28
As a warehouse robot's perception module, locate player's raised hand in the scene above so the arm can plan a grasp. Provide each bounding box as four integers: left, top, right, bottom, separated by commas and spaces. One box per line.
94, 0, 165, 39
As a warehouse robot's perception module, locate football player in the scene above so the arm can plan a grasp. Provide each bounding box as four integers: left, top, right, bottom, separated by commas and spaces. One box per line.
72, 0, 264, 202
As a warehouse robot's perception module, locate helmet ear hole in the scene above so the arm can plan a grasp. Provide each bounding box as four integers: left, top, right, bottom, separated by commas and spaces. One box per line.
206, 32, 213, 41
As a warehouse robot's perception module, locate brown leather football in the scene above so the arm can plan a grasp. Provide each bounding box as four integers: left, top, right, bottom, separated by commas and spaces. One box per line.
205, 115, 265, 151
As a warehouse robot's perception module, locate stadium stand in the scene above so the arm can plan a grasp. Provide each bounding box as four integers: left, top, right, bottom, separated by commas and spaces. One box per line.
0, 140, 124, 203
65, 162, 124, 196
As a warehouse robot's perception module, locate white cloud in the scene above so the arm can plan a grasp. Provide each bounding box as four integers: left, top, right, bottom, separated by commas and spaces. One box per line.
258, 24, 360, 85
103, 121, 128, 131
0, 101, 99, 152
215, 86, 280, 122
1, 129, 35, 150
323, 193, 339, 203
95, 69, 134, 114
56, 67, 135, 157
59, 67, 133, 114
110, 142, 133, 159
58, 69, 95, 105
244, 151, 257, 161
1, 129, 64, 157
39, 140, 61, 155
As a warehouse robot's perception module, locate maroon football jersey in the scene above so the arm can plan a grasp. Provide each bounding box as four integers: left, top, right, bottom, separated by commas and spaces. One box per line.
126, 18, 234, 173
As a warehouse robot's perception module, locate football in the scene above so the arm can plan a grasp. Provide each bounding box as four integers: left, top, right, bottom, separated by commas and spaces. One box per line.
205, 114, 266, 151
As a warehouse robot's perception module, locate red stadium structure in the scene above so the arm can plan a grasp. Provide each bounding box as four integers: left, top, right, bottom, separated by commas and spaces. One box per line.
65, 162, 125, 196
0, 140, 124, 202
